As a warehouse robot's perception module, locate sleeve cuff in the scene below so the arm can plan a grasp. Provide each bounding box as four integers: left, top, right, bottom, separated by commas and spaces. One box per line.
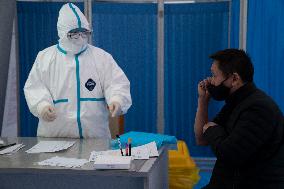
110, 95, 127, 114
109, 96, 123, 107
203, 125, 227, 143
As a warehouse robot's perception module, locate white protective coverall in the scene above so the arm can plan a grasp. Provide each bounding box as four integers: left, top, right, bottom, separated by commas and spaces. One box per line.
24, 3, 132, 138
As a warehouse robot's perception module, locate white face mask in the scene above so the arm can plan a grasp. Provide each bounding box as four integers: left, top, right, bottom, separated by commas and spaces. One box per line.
59, 36, 88, 55
70, 36, 88, 47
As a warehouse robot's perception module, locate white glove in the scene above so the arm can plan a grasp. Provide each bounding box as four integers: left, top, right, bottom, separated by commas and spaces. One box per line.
108, 102, 122, 117
40, 105, 57, 122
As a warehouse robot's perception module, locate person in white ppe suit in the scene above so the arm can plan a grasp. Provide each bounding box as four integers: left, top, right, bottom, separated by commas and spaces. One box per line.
24, 3, 132, 139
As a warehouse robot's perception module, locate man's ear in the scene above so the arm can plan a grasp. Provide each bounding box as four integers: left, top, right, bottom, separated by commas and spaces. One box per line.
232, 73, 242, 87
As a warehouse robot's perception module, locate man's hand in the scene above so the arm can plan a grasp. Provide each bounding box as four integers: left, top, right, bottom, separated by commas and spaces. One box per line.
203, 122, 217, 133
198, 78, 211, 100
108, 102, 122, 117
40, 105, 56, 122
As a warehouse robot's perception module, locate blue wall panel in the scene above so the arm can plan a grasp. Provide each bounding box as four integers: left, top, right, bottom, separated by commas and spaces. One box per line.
92, 3, 158, 133
164, 2, 229, 157
230, 0, 240, 48
247, 0, 284, 113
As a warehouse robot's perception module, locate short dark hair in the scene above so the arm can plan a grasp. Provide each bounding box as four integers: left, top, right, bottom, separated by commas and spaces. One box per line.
210, 49, 254, 82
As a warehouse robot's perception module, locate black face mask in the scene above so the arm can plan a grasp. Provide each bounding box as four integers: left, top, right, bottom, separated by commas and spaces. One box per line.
207, 78, 231, 101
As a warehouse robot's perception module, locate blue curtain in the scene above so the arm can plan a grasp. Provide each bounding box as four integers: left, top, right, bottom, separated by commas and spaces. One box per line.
164, 2, 229, 157
247, 0, 284, 112
92, 3, 157, 133
230, 0, 239, 48
17, 2, 83, 136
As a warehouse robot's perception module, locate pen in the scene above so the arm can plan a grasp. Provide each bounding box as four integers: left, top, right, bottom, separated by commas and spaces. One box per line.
116, 135, 124, 156
0, 143, 16, 150
128, 138, 132, 156
125, 143, 129, 156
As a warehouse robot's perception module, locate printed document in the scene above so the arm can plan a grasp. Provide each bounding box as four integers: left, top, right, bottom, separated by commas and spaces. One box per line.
93, 155, 132, 170
38, 156, 88, 168
0, 144, 25, 155
26, 141, 76, 153
89, 141, 159, 161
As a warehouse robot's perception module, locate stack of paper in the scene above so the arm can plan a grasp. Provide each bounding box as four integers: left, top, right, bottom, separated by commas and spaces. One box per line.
0, 144, 25, 155
131, 141, 159, 159
130, 145, 150, 159
93, 155, 132, 170
38, 156, 88, 168
89, 141, 159, 161
89, 150, 121, 161
26, 141, 76, 153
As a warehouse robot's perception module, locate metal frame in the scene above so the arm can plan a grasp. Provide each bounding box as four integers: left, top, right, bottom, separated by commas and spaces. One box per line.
16, 0, 230, 3
0, 0, 16, 135
17, 0, 85, 2
157, 0, 165, 134
93, 0, 157, 3
14, 9, 20, 137
228, 0, 231, 48
94, 0, 231, 3
84, 0, 93, 44
239, 0, 247, 50
15, 0, 233, 134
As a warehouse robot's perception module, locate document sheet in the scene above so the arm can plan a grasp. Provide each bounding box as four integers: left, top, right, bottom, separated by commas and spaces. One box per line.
89, 141, 159, 161
26, 141, 76, 153
38, 156, 88, 168
93, 155, 132, 170
0, 144, 25, 155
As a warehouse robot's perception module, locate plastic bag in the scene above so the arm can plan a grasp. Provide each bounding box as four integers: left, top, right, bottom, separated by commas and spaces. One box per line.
169, 141, 200, 189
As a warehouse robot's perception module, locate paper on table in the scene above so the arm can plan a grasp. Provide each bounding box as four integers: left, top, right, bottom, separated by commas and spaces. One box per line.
138, 141, 159, 157
130, 141, 159, 159
0, 139, 4, 145
89, 148, 149, 161
26, 141, 76, 153
89, 150, 121, 162
0, 144, 25, 155
89, 141, 159, 161
38, 156, 88, 168
130, 146, 150, 159
93, 155, 132, 170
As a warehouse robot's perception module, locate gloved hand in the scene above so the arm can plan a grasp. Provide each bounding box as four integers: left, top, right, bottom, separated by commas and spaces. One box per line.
40, 105, 57, 122
108, 102, 122, 117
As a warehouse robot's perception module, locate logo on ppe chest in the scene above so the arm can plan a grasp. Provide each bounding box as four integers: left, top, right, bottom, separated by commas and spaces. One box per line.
85, 78, 96, 91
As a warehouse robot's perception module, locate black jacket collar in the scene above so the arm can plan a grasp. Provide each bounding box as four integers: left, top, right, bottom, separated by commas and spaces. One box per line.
225, 82, 257, 106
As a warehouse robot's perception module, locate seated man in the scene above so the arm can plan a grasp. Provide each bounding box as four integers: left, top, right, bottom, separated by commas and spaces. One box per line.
194, 49, 284, 188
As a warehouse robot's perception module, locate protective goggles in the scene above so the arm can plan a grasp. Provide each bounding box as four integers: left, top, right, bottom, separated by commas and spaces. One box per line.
67, 30, 92, 39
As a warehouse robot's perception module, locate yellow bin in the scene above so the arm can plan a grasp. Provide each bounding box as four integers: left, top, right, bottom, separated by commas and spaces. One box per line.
168, 141, 200, 189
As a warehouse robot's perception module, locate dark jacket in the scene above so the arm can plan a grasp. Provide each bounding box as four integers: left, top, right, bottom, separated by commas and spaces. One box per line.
203, 83, 284, 189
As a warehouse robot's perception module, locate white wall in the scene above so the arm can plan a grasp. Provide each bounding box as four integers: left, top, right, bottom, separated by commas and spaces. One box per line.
2, 19, 18, 137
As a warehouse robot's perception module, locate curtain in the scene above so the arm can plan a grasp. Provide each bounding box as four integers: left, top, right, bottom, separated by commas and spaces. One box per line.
92, 2, 158, 133
164, 2, 229, 157
230, 0, 239, 48
247, 0, 284, 112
